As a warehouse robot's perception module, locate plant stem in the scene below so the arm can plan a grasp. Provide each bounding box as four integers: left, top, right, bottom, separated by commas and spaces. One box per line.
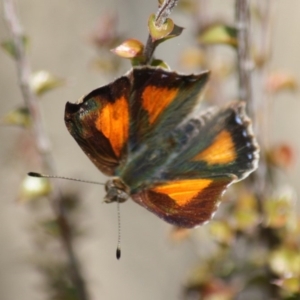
142, 0, 179, 64
155, 0, 179, 27
3, 1, 89, 299
235, 0, 253, 116
143, 34, 156, 65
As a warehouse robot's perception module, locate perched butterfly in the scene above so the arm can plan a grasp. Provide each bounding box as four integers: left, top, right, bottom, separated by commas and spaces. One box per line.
64, 67, 259, 228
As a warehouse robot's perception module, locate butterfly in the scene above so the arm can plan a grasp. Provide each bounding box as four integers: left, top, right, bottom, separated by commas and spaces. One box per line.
64, 67, 259, 228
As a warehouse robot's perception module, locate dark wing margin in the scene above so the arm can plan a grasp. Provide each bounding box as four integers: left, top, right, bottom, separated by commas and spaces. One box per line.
165, 101, 259, 182
131, 176, 234, 228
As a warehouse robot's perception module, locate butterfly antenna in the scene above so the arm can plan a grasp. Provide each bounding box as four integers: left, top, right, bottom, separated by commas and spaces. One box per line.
116, 199, 121, 260
27, 172, 105, 186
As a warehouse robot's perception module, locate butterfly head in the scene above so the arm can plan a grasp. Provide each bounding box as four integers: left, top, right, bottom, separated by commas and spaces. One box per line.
104, 178, 130, 204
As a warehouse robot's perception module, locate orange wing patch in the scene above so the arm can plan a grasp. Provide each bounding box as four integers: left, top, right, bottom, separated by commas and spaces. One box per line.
192, 130, 236, 164
142, 86, 178, 124
153, 179, 212, 206
95, 96, 129, 157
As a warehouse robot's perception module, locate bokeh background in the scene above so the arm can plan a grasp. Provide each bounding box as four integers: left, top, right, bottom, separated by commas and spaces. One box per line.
0, 1, 299, 299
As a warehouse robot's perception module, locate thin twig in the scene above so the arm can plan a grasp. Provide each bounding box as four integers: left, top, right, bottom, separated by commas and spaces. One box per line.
142, 0, 179, 64
253, 0, 273, 146
143, 34, 156, 65
155, 0, 179, 27
3, 1, 89, 299
235, 0, 253, 117
252, 0, 274, 198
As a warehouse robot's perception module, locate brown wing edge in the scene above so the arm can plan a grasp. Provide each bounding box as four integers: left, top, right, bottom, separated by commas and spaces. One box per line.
226, 101, 260, 181
131, 175, 235, 228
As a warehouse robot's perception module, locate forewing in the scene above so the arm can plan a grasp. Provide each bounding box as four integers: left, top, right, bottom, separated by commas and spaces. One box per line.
128, 67, 209, 149
131, 176, 234, 228
64, 67, 209, 177
65, 76, 131, 176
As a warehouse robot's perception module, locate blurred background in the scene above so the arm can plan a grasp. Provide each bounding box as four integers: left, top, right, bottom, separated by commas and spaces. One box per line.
0, 1, 299, 300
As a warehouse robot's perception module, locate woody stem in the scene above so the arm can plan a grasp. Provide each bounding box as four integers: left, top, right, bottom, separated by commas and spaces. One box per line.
3, 1, 89, 299
142, 0, 179, 64
235, 0, 253, 117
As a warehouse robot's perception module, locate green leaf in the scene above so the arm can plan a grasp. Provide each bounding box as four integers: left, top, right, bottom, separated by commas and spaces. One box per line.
30, 71, 66, 96
154, 23, 184, 45
198, 25, 237, 47
1, 106, 31, 127
148, 13, 174, 42
1, 36, 29, 58
150, 59, 170, 69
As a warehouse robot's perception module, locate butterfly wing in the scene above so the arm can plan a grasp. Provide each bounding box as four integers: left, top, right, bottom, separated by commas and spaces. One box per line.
127, 102, 259, 227
131, 176, 234, 228
65, 67, 259, 228
65, 76, 131, 176
127, 67, 209, 150
165, 101, 259, 181
65, 67, 209, 176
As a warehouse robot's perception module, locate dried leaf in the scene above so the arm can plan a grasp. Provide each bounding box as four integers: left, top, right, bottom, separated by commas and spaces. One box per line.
266, 72, 298, 93
201, 279, 237, 300
267, 143, 295, 169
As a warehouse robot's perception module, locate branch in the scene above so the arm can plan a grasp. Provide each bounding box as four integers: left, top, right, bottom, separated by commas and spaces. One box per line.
3, 1, 89, 299
235, 0, 253, 116
155, 0, 179, 27
143, 0, 179, 64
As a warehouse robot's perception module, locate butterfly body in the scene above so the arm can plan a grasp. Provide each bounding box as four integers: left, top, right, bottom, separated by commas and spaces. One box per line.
65, 67, 259, 228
